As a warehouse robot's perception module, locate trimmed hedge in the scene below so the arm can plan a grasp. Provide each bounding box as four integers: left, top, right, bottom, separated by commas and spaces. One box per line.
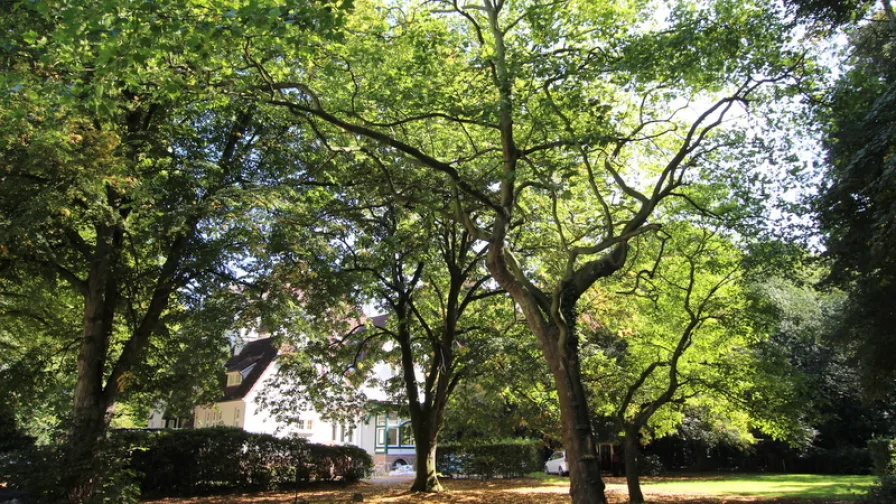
115, 427, 371, 497
436, 439, 542, 479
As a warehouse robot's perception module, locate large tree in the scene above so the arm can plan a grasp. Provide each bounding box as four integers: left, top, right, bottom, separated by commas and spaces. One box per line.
583, 225, 809, 503
812, 7, 896, 396
259, 155, 508, 492
246, 0, 808, 501
0, 1, 343, 499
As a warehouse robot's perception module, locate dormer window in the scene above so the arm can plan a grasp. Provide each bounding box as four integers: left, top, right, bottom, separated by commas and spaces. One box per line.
226, 372, 242, 386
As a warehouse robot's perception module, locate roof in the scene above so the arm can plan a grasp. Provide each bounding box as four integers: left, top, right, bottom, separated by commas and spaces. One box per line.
222, 338, 278, 401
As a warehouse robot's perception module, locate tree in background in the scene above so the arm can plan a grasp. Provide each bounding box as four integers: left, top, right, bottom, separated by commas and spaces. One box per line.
258, 155, 509, 492
580, 225, 809, 503
811, 6, 896, 397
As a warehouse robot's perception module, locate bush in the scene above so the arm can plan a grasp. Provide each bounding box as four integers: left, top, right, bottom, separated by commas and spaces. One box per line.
6, 428, 373, 501
436, 439, 542, 479
864, 475, 896, 504
798, 446, 872, 475
868, 438, 896, 478
123, 427, 372, 497
637, 454, 665, 477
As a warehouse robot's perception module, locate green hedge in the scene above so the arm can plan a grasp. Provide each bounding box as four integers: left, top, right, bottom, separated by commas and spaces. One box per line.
436, 439, 542, 479
121, 427, 372, 496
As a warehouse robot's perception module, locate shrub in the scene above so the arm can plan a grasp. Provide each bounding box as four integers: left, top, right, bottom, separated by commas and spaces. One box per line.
637, 454, 665, 476
123, 427, 371, 497
868, 438, 896, 478
436, 439, 542, 479
4, 428, 373, 500
864, 475, 896, 504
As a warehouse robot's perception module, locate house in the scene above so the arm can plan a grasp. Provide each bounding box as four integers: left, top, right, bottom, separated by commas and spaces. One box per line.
148, 326, 417, 473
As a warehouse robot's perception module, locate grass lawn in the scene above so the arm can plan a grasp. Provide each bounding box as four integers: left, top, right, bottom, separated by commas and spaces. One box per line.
142, 474, 876, 503
636, 473, 874, 500
528, 473, 875, 502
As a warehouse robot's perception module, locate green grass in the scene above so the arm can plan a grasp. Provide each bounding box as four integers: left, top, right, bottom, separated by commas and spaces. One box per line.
525, 472, 876, 500
640, 474, 875, 500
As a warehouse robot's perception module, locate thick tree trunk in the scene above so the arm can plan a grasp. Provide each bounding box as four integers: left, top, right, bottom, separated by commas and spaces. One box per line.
410, 424, 442, 492
550, 342, 608, 504
66, 289, 115, 502
623, 429, 645, 504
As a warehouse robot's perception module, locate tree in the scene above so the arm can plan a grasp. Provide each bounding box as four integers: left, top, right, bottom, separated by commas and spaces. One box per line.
246, 1, 808, 501
260, 159, 509, 491
0, 1, 343, 499
812, 7, 896, 397
583, 226, 809, 503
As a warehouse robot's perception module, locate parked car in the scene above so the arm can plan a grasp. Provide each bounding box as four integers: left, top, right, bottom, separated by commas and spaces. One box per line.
544, 450, 569, 476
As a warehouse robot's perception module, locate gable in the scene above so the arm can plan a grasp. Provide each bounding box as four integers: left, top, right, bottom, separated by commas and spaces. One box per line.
222, 338, 278, 401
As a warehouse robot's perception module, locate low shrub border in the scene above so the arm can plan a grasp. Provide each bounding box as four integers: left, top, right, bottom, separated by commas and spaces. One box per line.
124, 427, 372, 496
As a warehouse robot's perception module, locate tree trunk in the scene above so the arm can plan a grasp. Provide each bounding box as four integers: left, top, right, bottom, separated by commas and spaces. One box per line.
411, 423, 442, 492
551, 348, 608, 504
66, 288, 115, 502
485, 246, 608, 504
623, 429, 645, 504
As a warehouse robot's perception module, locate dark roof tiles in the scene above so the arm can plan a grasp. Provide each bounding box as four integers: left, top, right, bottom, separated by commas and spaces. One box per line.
222, 338, 278, 401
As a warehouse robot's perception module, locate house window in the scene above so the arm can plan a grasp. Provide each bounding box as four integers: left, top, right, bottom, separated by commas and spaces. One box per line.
297, 419, 313, 430
227, 372, 242, 386
332, 423, 337, 441
233, 407, 241, 426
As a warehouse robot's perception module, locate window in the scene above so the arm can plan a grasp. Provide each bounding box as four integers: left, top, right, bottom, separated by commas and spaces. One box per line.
233, 408, 241, 426
332, 423, 337, 441
227, 372, 242, 386
297, 419, 313, 430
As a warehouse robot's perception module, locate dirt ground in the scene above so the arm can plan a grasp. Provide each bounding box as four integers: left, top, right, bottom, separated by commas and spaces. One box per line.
141, 476, 846, 504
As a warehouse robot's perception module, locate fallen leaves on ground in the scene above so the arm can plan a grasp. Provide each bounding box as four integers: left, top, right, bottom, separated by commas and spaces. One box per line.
141, 477, 856, 504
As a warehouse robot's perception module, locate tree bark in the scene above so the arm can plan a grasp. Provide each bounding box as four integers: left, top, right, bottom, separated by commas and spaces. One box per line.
410, 421, 442, 492
547, 327, 608, 504
623, 428, 645, 504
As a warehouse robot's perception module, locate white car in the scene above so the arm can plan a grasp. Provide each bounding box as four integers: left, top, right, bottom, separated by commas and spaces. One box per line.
544, 450, 569, 476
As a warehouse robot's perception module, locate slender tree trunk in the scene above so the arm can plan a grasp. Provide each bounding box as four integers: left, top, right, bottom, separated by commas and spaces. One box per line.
623, 428, 645, 504
411, 420, 442, 492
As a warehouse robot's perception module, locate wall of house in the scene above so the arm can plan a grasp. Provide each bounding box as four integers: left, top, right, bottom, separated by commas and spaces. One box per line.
193, 400, 245, 428
241, 359, 367, 448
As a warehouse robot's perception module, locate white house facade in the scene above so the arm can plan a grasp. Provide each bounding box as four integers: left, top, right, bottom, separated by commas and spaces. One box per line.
148, 326, 417, 473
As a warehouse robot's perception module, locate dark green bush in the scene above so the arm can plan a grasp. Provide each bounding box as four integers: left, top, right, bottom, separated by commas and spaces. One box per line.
637, 453, 664, 476
436, 439, 542, 479
868, 438, 895, 478
799, 446, 872, 475
7, 427, 373, 501
864, 475, 896, 504
123, 427, 372, 496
